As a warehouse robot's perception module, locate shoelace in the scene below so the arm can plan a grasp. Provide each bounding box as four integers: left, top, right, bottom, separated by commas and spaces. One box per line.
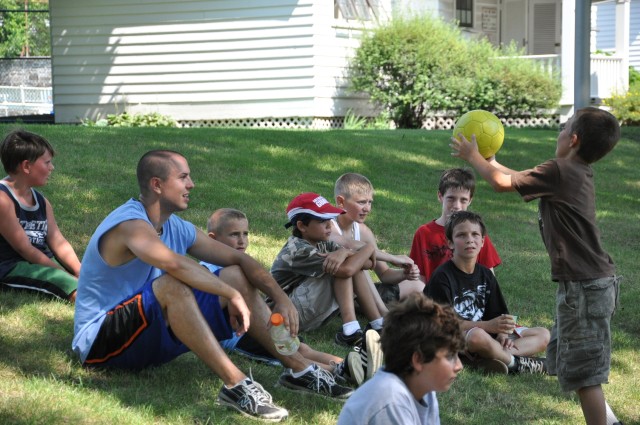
245, 368, 274, 405
309, 365, 337, 393
519, 357, 544, 373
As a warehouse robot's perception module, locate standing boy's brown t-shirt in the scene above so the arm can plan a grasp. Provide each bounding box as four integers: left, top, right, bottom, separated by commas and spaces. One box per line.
512, 158, 615, 281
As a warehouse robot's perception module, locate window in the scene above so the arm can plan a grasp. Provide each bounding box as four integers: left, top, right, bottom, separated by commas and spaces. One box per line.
456, 0, 473, 28
335, 0, 381, 21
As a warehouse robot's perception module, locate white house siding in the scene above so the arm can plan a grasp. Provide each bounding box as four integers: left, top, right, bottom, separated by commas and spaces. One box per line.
593, 0, 640, 71
49, 0, 380, 124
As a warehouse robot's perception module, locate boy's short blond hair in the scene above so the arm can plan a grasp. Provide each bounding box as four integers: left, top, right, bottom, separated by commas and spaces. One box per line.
207, 208, 247, 234
334, 173, 374, 199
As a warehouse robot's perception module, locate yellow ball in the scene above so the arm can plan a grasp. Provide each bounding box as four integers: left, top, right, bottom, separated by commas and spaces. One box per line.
452, 110, 505, 158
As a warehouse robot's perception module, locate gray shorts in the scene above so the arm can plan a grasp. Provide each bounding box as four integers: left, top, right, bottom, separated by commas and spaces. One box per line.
547, 276, 620, 392
289, 277, 339, 332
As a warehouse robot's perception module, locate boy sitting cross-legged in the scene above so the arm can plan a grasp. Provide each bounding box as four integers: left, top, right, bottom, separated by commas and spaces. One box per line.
271, 192, 384, 348
425, 211, 549, 375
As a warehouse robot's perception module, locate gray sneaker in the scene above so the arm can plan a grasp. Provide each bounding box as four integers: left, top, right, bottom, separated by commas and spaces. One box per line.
359, 329, 384, 380
334, 351, 365, 386
279, 364, 354, 400
217, 378, 288, 422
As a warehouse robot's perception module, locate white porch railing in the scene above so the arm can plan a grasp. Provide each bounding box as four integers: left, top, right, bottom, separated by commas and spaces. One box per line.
508, 54, 627, 100
0, 86, 53, 117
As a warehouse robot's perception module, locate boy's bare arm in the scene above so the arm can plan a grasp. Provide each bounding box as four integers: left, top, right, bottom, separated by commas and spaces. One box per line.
333, 243, 375, 278
45, 199, 81, 277
450, 134, 515, 192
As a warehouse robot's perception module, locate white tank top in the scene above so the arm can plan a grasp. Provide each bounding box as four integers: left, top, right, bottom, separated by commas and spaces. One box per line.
331, 219, 360, 241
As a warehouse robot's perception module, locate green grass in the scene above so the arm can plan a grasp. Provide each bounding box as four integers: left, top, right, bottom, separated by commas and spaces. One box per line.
0, 124, 638, 425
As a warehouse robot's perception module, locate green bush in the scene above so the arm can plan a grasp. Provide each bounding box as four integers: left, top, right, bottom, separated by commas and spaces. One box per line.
82, 112, 177, 128
603, 67, 640, 126
349, 15, 561, 128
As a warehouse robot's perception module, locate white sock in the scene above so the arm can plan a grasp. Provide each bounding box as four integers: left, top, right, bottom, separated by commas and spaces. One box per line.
605, 402, 619, 425
507, 355, 516, 368
343, 321, 361, 336
291, 364, 314, 378
369, 317, 384, 331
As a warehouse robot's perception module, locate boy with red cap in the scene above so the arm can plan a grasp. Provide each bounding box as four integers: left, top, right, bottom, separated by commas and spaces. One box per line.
271, 193, 386, 352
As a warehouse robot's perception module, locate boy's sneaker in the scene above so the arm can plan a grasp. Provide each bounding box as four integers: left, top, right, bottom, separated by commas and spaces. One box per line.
335, 329, 364, 347
278, 364, 354, 400
333, 351, 365, 386
359, 329, 384, 380
509, 356, 547, 375
460, 352, 508, 375
217, 378, 288, 422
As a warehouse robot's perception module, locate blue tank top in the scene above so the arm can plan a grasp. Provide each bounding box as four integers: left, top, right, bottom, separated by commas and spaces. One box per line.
0, 181, 53, 278
72, 198, 196, 362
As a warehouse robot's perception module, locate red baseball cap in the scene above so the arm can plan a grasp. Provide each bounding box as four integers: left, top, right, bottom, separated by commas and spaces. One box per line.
285, 192, 344, 227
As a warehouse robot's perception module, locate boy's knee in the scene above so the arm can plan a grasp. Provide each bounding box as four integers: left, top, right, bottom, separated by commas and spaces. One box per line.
219, 265, 254, 297
465, 327, 491, 350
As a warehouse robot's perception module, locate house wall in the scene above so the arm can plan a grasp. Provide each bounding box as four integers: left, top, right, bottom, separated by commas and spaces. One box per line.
49, 0, 382, 124
593, 0, 640, 71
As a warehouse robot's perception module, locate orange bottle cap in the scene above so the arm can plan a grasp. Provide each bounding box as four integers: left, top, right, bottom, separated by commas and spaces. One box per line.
270, 313, 284, 326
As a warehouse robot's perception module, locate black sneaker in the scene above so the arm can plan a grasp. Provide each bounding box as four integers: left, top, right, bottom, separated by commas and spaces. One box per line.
333, 351, 365, 386
359, 329, 384, 380
278, 364, 354, 400
335, 329, 364, 347
509, 356, 547, 375
217, 378, 288, 422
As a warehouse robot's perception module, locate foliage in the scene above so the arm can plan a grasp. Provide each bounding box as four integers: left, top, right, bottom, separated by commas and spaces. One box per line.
0, 0, 50, 58
82, 111, 178, 128
603, 67, 640, 126
349, 15, 561, 128
343, 109, 391, 130
629, 66, 640, 88
605, 88, 640, 126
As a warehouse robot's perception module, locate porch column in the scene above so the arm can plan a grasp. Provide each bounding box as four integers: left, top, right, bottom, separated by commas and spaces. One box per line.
574, 0, 590, 109
615, 0, 630, 92
560, 0, 576, 121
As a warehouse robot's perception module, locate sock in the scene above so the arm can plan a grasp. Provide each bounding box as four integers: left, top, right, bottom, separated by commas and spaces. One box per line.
291, 364, 314, 378
343, 321, 361, 336
605, 402, 619, 425
507, 355, 516, 368
369, 317, 384, 331
225, 377, 250, 389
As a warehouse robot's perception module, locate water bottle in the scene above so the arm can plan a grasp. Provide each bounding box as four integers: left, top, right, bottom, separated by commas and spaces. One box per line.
269, 313, 300, 355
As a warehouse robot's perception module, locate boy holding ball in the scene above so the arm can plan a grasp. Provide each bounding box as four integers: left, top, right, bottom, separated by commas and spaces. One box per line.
451, 107, 622, 425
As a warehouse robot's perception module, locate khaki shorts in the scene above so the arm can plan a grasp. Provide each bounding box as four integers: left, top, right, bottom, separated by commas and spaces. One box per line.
547, 276, 620, 392
289, 277, 338, 332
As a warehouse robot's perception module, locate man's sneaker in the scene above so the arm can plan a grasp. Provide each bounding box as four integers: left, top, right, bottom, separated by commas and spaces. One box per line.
333, 351, 365, 386
358, 329, 384, 380
509, 356, 547, 375
278, 364, 354, 400
460, 352, 508, 375
217, 378, 288, 422
335, 329, 364, 347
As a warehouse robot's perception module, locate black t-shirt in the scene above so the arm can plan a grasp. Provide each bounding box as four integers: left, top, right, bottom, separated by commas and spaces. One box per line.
425, 260, 508, 322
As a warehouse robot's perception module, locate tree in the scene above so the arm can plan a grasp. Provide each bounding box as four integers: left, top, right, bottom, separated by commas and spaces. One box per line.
0, 0, 50, 58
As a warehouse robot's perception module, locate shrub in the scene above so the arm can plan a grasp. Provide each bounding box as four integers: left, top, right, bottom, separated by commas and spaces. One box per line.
349, 15, 561, 128
82, 112, 177, 128
603, 67, 640, 126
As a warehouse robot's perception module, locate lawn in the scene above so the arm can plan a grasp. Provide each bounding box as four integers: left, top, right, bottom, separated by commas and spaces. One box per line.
0, 124, 638, 425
